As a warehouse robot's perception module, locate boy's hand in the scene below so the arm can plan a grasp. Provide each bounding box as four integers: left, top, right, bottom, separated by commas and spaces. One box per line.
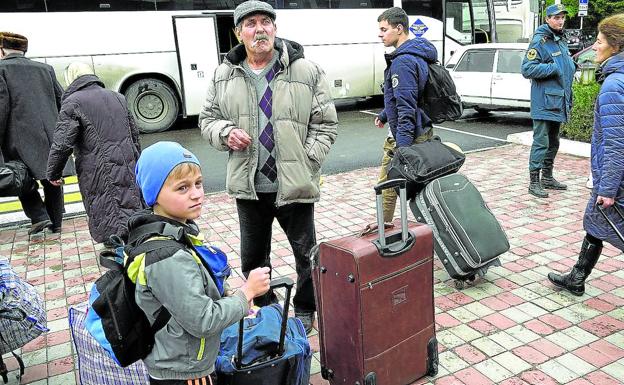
240, 267, 270, 302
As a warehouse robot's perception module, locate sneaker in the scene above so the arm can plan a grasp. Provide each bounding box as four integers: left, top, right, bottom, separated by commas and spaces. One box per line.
28, 220, 52, 235
295, 311, 315, 334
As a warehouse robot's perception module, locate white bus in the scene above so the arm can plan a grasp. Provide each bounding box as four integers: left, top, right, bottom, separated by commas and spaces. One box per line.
494, 0, 535, 43
1, 0, 495, 133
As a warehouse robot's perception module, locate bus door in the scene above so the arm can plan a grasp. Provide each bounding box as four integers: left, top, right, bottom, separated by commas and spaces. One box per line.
173, 15, 220, 117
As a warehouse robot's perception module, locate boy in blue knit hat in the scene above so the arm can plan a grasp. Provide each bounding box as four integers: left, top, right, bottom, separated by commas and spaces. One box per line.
132, 141, 270, 385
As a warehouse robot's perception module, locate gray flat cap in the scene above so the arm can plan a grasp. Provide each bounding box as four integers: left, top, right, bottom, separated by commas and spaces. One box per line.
234, 0, 276, 26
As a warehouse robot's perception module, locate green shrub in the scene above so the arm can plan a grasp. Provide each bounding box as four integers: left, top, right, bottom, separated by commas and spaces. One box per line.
561, 82, 601, 143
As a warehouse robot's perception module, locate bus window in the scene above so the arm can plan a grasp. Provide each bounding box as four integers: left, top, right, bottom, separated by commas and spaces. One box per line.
45, 0, 157, 11
277, 0, 330, 9
331, 0, 391, 8
0, 0, 46, 12
155, 0, 233, 10
446, 0, 491, 44
401, 0, 442, 19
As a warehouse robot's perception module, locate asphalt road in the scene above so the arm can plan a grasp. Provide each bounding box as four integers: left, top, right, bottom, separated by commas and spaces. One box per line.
140, 99, 533, 193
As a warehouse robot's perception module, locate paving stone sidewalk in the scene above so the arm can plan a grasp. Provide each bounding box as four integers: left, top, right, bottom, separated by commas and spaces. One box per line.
1, 144, 623, 385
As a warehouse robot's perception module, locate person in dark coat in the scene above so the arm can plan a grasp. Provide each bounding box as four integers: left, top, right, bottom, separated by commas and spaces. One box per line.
548, 14, 624, 296
0, 32, 73, 234
47, 62, 144, 245
374, 7, 437, 223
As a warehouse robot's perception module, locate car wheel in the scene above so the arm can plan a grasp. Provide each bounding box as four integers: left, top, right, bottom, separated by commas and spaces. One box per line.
475, 107, 490, 116
125, 78, 179, 133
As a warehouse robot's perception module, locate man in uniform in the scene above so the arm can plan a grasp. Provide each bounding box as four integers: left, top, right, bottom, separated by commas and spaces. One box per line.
521, 4, 576, 198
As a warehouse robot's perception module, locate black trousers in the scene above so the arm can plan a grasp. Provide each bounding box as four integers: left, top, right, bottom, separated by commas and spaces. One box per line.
18, 179, 64, 229
236, 193, 316, 313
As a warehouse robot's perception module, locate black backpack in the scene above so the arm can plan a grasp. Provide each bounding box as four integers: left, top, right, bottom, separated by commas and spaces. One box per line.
420, 62, 463, 124
87, 238, 176, 367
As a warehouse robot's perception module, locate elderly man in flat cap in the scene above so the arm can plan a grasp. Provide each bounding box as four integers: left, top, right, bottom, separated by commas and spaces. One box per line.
521, 4, 576, 199
199, 0, 338, 333
0, 32, 73, 234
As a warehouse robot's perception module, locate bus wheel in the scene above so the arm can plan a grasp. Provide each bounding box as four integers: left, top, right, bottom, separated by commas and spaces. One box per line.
125, 78, 178, 133
475, 107, 490, 116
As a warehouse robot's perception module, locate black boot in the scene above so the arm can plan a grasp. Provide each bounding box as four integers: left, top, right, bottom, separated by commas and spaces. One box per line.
529, 170, 548, 198
548, 237, 602, 296
542, 160, 568, 190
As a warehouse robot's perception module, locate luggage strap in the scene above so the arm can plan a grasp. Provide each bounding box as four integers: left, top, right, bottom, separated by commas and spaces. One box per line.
0, 331, 25, 384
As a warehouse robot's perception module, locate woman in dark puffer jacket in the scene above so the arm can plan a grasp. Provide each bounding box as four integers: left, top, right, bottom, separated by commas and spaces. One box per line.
548, 14, 624, 296
47, 62, 144, 246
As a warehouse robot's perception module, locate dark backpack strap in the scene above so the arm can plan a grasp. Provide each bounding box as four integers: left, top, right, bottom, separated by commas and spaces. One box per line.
151, 307, 171, 334
126, 238, 179, 334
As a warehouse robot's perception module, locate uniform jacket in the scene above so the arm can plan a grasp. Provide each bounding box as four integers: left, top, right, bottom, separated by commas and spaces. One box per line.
199, 38, 338, 206
46, 74, 144, 243
583, 53, 624, 251
378, 38, 437, 147
521, 24, 576, 122
129, 212, 249, 380
0, 53, 74, 179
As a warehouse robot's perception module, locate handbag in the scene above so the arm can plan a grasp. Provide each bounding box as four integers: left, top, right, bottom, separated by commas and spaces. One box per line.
0, 161, 35, 197
387, 136, 465, 199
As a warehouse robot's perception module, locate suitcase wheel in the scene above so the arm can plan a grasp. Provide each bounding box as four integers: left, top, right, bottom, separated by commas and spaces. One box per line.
454, 275, 476, 290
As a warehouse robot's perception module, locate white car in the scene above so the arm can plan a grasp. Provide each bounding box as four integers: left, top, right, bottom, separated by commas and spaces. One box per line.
445, 43, 530, 114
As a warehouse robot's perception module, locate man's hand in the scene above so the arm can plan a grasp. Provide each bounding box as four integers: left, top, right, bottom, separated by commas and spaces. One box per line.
374, 116, 385, 128
240, 267, 271, 302
49, 179, 63, 187
597, 196, 615, 209
227, 128, 252, 151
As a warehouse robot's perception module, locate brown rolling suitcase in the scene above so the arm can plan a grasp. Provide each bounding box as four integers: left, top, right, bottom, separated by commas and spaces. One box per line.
312, 179, 438, 385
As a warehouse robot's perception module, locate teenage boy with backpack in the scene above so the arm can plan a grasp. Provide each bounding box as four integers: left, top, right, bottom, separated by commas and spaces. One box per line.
374, 7, 438, 224
131, 141, 270, 385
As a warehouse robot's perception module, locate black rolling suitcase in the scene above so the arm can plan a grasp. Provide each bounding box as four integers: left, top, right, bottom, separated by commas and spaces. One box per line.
410, 173, 509, 289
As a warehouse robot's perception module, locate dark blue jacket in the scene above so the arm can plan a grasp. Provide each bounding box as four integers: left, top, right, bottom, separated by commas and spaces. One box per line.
521, 24, 576, 122
583, 53, 624, 251
379, 38, 437, 147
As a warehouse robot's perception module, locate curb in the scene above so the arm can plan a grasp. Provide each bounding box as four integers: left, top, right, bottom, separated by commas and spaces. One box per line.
506, 130, 591, 158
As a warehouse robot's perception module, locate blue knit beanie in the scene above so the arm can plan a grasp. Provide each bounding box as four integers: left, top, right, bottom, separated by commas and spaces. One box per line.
135, 141, 200, 207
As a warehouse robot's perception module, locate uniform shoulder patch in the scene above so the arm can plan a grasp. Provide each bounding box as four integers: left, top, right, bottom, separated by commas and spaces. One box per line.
391, 74, 399, 88
526, 49, 538, 60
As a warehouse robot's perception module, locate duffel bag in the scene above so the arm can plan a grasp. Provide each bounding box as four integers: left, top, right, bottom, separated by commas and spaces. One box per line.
0, 258, 48, 383
387, 136, 465, 199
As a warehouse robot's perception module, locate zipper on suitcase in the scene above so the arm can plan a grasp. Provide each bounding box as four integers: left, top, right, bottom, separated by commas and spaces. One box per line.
362, 259, 429, 289
424, 186, 483, 268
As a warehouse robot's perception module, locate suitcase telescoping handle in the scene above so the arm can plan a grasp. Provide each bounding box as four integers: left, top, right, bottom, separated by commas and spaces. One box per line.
596, 203, 624, 243
235, 276, 295, 369
373, 179, 415, 256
